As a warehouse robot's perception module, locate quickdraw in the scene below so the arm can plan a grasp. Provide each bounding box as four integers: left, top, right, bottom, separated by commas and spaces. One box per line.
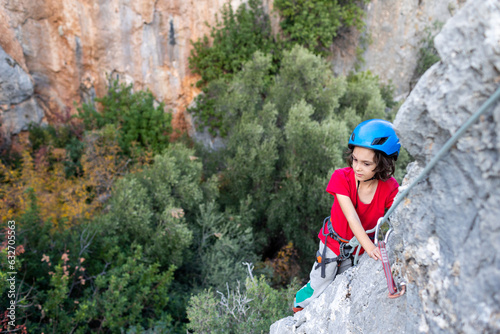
374, 217, 406, 299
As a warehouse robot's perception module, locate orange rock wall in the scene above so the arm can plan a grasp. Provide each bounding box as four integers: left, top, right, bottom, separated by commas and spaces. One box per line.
0, 0, 244, 124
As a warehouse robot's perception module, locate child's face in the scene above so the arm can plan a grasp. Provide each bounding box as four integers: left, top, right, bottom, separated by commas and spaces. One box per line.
352, 147, 376, 182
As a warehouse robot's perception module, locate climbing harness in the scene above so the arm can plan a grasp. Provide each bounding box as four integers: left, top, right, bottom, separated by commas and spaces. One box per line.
315, 217, 351, 278
316, 217, 377, 278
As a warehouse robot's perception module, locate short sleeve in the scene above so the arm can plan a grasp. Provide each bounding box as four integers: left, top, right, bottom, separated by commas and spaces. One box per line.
385, 179, 399, 209
326, 169, 350, 197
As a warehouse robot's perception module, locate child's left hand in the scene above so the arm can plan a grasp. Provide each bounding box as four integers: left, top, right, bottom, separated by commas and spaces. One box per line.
368, 246, 382, 261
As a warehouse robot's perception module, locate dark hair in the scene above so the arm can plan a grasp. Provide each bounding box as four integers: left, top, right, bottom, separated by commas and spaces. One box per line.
345, 146, 396, 182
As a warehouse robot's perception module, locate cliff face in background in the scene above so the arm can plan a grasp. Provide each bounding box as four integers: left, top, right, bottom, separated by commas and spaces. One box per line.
271, 0, 500, 333
331, 0, 466, 98
1, 0, 465, 138
0, 0, 243, 137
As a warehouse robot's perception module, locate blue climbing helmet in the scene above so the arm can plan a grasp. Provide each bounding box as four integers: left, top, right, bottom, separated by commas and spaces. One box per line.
348, 119, 401, 160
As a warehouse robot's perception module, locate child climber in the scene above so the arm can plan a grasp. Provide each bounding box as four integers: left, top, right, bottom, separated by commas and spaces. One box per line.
293, 119, 401, 313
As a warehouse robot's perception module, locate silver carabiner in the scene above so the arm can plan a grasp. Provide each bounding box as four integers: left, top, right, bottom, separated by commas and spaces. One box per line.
374, 217, 393, 246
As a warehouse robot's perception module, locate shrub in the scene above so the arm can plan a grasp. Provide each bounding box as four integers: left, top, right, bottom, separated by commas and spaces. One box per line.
98, 144, 209, 268
337, 71, 387, 130
411, 22, 443, 89
188, 0, 277, 88
194, 47, 405, 271
2, 177, 178, 332
274, 0, 369, 55
193, 201, 258, 289
78, 78, 172, 157
269, 45, 346, 124
187, 268, 299, 334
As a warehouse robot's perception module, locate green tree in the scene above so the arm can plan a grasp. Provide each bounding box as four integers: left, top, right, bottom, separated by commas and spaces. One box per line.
98, 144, 212, 268
274, 0, 369, 55
188, 0, 278, 87
194, 201, 258, 289
269, 45, 346, 124
78, 79, 172, 157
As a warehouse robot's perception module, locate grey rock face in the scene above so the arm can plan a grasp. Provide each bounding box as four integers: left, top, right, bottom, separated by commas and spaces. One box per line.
270, 246, 408, 334
332, 0, 466, 97
394, 0, 500, 332
1, 98, 45, 135
271, 0, 500, 333
0, 45, 34, 105
0, 45, 44, 136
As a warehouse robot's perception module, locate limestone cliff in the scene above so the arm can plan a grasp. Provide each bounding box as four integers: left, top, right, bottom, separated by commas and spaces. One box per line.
0, 0, 243, 136
271, 0, 500, 333
0, 0, 465, 138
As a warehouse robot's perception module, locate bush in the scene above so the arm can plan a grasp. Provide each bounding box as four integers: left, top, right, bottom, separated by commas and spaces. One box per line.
1, 165, 181, 333
193, 201, 258, 289
78, 79, 172, 157
337, 71, 387, 130
274, 0, 369, 55
188, 0, 369, 135
98, 144, 211, 269
188, 0, 278, 88
269, 45, 346, 124
411, 22, 443, 89
187, 269, 299, 334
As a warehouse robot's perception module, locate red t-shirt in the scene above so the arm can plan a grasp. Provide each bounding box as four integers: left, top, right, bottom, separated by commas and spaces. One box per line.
317, 167, 399, 255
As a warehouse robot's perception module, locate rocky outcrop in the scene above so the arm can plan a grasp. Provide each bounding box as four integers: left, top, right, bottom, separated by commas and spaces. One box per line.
0, 44, 44, 137
331, 0, 466, 98
271, 0, 500, 333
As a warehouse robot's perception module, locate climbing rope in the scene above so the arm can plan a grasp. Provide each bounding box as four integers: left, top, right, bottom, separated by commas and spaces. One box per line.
373, 84, 500, 298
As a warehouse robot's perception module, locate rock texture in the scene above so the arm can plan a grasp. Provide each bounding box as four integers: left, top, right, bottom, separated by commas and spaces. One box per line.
394, 0, 500, 332
271, 0, 500, 333
331, 0, 466, 98
0, 44, 44, 137
0, 0, 243, 135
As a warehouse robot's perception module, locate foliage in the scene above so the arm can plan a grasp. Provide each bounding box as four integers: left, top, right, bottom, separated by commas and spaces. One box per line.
78, 78, 172, 157
193, 201, 258, 289
188, 0, 278, 88
98, 144, 210, 269
274, 0, 369, 55
187, 270, 299, 334
188, 0, 278, 135
188, 0, 371, 135
0, 130, 134, 229
269, 46, 346, 124
25, 107, 85, 177
264, 242, 300, 287
411, 22, 443, 88
0, 162, 181, 333
75, 245, 176, 332
337, 71, 387, 130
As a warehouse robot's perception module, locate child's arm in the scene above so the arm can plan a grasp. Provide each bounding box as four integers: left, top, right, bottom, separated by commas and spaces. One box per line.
335, 194, 382, 261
